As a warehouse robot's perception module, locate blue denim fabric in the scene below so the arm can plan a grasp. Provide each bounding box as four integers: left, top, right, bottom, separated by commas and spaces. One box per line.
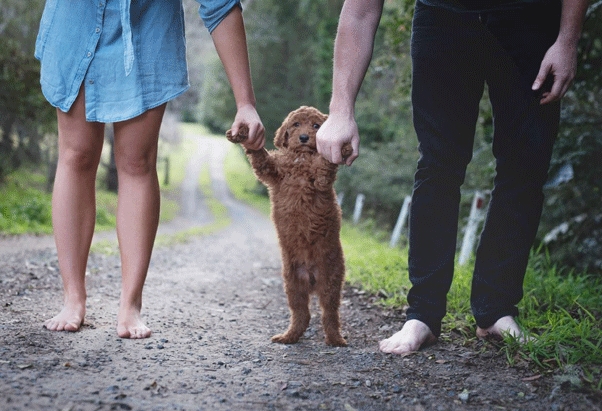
200, 0, 241, 32
35, 0, 240, 122
406, 0, 561, 336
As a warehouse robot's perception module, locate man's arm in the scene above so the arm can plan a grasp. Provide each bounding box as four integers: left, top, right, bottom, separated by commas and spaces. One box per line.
532, 0, 589, 104
317, 0, 384, 166
211, 7, 265, 150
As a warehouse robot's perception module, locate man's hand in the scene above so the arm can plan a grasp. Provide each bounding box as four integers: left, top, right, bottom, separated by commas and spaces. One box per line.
316, 112, 360, 166
532, 40, 578, 105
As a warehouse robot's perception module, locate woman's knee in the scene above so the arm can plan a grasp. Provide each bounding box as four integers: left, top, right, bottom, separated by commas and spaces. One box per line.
115, 153, 157, 177
59, 145, 102, 173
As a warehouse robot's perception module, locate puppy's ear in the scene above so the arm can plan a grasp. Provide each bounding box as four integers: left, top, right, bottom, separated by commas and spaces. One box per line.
274, 119, 289, 149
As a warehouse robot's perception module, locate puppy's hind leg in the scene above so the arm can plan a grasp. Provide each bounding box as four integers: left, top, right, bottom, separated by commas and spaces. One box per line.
272, 265, 311, 344
317, 262, 347, 347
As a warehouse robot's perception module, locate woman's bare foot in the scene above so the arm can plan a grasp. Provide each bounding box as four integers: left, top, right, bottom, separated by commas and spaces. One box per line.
476, 315, 530, 343
379, 319, 438, 355
44, 301, 85, 332
117, 305, 151, 339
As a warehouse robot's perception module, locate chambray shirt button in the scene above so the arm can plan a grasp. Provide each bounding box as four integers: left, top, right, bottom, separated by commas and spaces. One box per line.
95, 28, 100, 33
87, 52, 92, 57
89, 80, 94, 84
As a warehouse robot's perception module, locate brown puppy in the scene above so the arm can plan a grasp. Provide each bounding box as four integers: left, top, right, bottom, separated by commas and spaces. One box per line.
227, 106, 351, 346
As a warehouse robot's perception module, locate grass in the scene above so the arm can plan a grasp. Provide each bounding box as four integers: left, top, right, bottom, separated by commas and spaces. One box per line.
0, 170, 53, 234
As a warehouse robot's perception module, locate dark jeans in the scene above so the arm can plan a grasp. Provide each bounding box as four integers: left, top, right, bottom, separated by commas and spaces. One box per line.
407, 0, 562, 336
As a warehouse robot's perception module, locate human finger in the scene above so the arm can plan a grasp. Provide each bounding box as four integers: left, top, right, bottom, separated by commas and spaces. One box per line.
326, 142, 343, 165
344, 138, 360, 166
532, 62, 551, 92
247, 124, 265, 150
543, 77, 565, 104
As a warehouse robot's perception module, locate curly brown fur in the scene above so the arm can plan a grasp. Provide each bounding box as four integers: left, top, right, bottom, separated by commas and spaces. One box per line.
226, 106, 350, 347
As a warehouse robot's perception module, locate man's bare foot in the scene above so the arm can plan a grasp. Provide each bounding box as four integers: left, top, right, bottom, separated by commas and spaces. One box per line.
117, 306, 151, 339
476, 315, 530, 343
44, 302, 85, 332
379, 319, 438, 356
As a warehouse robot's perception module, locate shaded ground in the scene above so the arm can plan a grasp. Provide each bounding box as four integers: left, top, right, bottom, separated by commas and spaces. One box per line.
1, 135, 600, 411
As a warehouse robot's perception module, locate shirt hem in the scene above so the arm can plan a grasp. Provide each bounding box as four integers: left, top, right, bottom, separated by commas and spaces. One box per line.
83, 85, 190, 123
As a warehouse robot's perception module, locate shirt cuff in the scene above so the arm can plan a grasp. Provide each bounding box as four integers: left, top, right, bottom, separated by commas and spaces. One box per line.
199, 0, 242, 33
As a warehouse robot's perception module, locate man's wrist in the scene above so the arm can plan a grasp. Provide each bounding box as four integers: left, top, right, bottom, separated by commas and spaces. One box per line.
328, 99, 355, 118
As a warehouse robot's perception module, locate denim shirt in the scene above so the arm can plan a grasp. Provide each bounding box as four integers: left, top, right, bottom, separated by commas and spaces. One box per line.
35, 0, 241, 122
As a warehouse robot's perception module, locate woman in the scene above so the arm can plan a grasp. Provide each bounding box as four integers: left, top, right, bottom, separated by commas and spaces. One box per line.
36, 0, 265, 338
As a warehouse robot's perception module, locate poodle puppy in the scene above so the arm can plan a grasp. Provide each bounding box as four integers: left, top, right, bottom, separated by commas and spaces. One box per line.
226, 106, 351, 347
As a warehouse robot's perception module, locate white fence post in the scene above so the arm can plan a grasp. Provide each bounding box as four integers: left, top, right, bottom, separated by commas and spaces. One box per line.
352, 193, 365, 224
458, 191, 488, 265
336, 192, 345, 207
389, 196, 412, 248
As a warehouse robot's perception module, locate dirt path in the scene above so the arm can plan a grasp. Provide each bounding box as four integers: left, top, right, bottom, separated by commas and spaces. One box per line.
0, 135, 600, 411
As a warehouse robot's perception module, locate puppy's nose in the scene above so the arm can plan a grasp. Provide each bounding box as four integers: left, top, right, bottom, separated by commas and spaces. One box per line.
299, 134, 309, 144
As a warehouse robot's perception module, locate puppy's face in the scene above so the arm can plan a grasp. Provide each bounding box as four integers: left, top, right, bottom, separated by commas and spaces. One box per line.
274, 106, 327, 152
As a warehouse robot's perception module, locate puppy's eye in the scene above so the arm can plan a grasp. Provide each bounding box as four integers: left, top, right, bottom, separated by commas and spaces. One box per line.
313, 123, 321, 130
293, 122, 300, 127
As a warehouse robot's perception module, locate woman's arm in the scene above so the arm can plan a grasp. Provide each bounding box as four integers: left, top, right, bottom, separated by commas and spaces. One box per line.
211, 7, 265, 150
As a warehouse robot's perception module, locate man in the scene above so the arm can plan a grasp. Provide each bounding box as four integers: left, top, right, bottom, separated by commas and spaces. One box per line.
317, 0, 588, 355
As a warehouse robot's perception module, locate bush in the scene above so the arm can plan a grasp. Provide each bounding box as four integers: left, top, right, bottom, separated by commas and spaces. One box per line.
0, 179, 53, 234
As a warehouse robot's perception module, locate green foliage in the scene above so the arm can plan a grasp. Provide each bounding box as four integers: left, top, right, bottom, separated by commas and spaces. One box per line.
0, 1, 56, 181
198, 55, 236, 134
336, 141, 417, 226
354, 0, 414, 145
0, 179, 52, 234
0, 170, 118, 234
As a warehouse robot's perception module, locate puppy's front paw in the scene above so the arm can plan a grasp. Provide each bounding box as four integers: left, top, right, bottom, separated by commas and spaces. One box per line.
225, 125, 250, 144
341, 143, 353, 160
271, 333, 300, 345
325, 334, 348, 347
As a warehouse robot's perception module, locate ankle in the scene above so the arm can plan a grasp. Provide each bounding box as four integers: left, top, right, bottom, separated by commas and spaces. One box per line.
63, 293, 87, 308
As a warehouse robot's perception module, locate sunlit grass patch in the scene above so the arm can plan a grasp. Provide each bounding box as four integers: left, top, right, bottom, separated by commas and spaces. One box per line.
179, 122, 212, 137
341, 223, 410, 307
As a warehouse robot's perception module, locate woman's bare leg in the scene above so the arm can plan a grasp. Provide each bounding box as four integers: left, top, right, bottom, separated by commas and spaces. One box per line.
45, 89, 105, 332
112, 104, 165, 339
